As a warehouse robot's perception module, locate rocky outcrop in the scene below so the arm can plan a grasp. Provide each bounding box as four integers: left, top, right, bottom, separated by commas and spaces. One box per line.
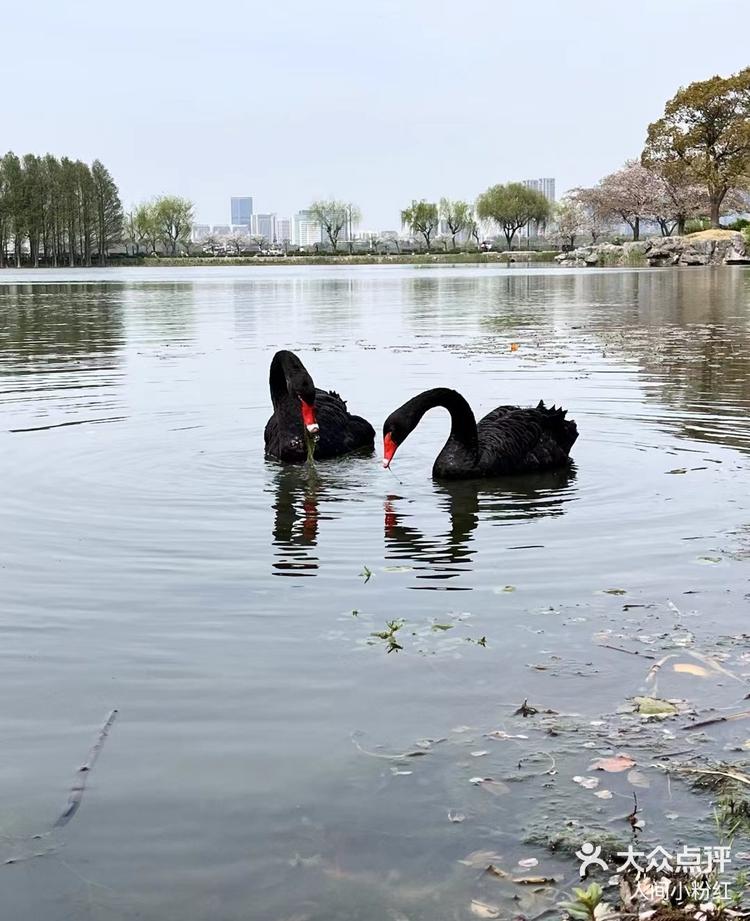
556, 231, 749, 268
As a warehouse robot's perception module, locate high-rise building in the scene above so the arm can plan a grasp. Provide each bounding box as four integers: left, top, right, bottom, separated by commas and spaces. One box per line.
251, 213, 277, 241
212, 225, 231, 236
522, 178, 556, 203
230, 197, 253, 228
521, 178, 556, 239
192, 224, 211, 242
293, 210, 322, 246
276, 218, 292, 243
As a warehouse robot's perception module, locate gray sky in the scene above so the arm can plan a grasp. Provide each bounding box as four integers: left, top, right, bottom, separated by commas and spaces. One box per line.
4, 0, 749, 229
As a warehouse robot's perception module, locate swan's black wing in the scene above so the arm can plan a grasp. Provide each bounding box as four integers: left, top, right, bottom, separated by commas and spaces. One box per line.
477, 402, 577, 475
264, 413, 291, 459
265, 388, 374, 462
314, 389, 375, 459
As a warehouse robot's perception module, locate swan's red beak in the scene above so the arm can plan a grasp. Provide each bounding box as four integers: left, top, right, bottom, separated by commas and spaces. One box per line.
300, 399, 319, 434
383, 433, 397, 468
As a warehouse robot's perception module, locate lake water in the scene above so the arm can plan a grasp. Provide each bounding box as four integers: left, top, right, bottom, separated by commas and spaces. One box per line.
1, 265, 749, 920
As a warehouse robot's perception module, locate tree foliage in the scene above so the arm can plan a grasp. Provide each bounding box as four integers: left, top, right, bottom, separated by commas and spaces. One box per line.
124, 196, 194, 256
308, 199, 360, 251
642, 68, 750, 228
553, 196, 589, 248
439, 198, 472, 249
475, 182, 550, 249
0, 151, 122, 267
401, 200, 439, 250
155, 196, 194, 255
596, 160, 663, 241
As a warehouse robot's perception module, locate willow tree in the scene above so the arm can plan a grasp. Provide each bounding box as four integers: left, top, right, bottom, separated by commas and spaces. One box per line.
475, 183, 550, 250
643, 68, 750, 228
155, 195, 194, 255
308, 199, 359, 251
439, 198, 472, 249
401, 200, 438, 251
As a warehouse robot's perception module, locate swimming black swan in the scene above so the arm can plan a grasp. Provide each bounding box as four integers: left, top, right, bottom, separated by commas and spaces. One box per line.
382, 388, 577, 480
264, 350, 375, 462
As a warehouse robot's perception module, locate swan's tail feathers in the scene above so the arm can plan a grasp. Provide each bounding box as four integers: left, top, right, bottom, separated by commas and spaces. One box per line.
538, 401, 578, 454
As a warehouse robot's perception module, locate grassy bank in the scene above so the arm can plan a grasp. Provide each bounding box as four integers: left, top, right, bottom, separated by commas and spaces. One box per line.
137, 251, 560, 268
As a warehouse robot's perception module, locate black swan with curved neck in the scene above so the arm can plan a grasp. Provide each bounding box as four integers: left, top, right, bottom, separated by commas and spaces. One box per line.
264, 350, 375, 462
382, 388, 577, 480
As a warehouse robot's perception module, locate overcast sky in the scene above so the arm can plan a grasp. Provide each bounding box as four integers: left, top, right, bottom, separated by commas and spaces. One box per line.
4, 0, 749, 229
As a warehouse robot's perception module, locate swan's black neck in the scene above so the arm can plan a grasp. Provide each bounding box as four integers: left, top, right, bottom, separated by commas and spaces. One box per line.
269, 350, 314, 408
393, 388, 478, 457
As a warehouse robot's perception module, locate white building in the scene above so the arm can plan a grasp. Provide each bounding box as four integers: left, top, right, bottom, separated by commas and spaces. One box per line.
522, 178, 556, 203
212, 225, 231, 236
293, 210, 322, 246
251, 213, 277, 241
521, 178, 556, 239
192, 224, 211, 242
276, 218, 292, 243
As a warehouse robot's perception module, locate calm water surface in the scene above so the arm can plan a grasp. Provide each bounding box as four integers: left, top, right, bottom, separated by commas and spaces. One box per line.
1, 265, 749, 919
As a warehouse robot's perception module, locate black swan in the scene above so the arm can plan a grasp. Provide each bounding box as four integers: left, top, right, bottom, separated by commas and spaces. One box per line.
264, 350, 375, 462
382, 388, 578, 480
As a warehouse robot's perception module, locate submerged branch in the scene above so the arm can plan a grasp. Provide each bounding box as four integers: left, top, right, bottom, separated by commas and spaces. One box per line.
54, 710, 118, 828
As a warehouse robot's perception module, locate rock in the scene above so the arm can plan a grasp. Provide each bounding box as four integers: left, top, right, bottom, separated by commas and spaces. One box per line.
555, 231, 747, 268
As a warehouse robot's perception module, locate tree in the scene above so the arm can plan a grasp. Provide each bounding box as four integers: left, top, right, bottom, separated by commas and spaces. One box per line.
202, 233, 221, 256
596, 161, 664, 241
43, 154, 62, 266
226, 230, 248, 255
308, 199, 359, 251
553, 196, 588, 249
466, 218, 482, 250
2, 152, 25, 267
651, 168, 707, 236
154, 195, 194, 255
250, 233, 267, 252
123, 210, 144, 255
133, 202, 160, 254
568, 187, 612, 243
91, 160, 123, 264
439, 198, 472, 249
643, 68, 750, 228
475, 182, 550, 250
401, 200, 439, 251
75, 160, 96, 266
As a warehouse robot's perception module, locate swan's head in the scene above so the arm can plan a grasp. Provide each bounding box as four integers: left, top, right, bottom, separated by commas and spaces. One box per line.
382, 412, 407, 468
290, 373, 318, 435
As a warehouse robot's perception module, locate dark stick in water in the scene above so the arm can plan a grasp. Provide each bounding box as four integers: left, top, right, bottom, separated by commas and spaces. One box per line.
387, 465, 404, 487
53, 710, 118, 828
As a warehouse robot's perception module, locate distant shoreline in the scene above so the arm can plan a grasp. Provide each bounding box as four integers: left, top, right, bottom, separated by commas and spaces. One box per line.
0, 251, 562, 271
139, 251, 561, 268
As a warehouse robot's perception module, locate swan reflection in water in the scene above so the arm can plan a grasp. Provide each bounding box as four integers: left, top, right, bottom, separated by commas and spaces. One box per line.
384, 467, 577, 589
270, 464, 576, 580
270, 466, 327, 576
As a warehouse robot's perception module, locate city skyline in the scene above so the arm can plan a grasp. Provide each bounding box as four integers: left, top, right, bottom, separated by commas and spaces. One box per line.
6, 2, 749, 229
